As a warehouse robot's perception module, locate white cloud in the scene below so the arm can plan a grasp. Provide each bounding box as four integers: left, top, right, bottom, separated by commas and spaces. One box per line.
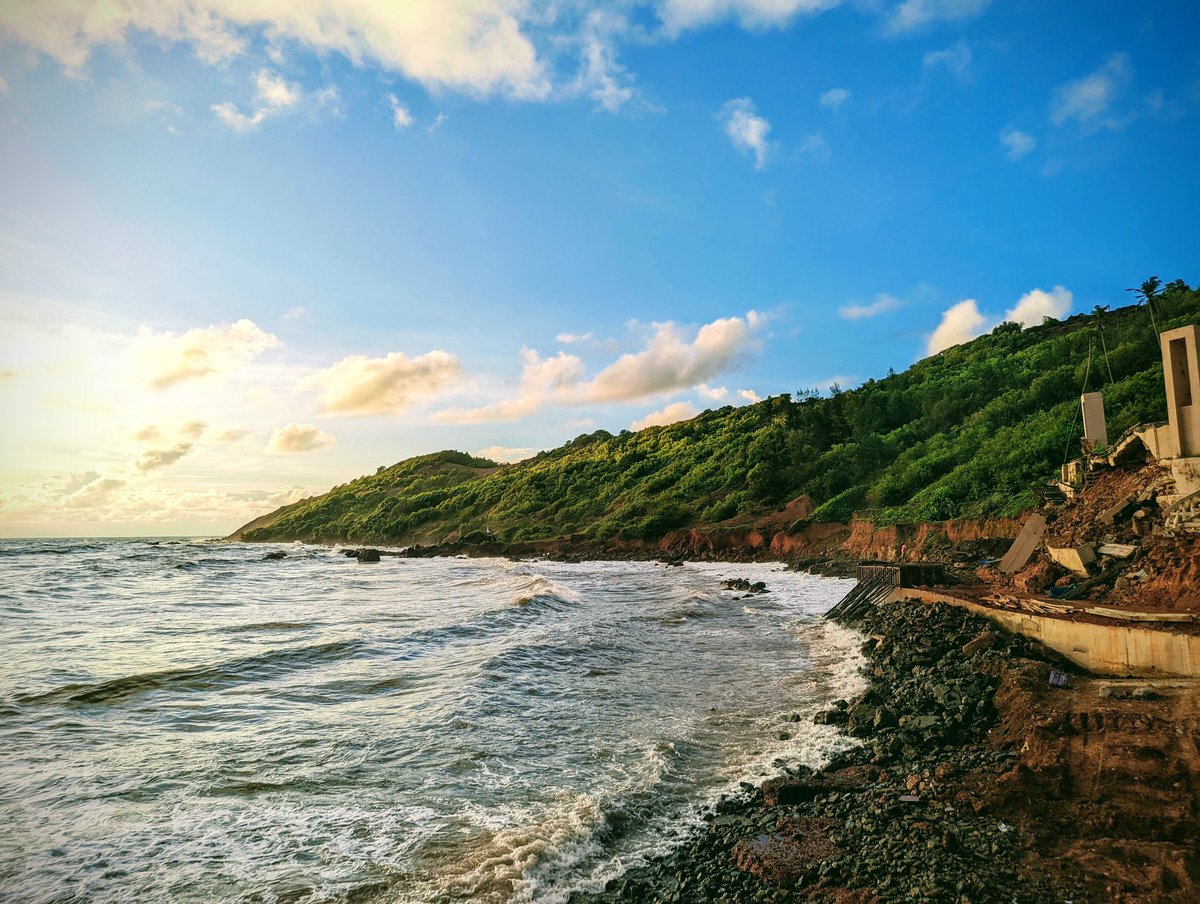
737, 388, 761, 402
255, 69, 299, 109
923, 40, 971, 74
798, 132, 830, 159
926, 285, 1074, 355
135, 319, 279, 390
697, 383, 728, 401
999, 125, 1036, 160
135, 441, 195, 472
303, 349, 462, 416
886, 0, 990, 34
1050, 53, 1133, 130
1004, 285, 1072, 325
819, 87, 851, 110
476, 445, 537, 463
926, 298, 987, 355
631, 401, 698, 431
0, 76, 9, 95
556, 331, 594, 344
266, 422, 335, 454
281, 305, 309, 320
436, 348, 585, 423
574, 10, 635, 113
839, 293, 901, 320
387, 93, 414, 129
586, 312, 762, 402
428, 113, 449, 133
719, 97, 771, 169
213, 68, 302, 132
658, 0, 839, 33
438, 312, 762, 423
0, 1, 550, 100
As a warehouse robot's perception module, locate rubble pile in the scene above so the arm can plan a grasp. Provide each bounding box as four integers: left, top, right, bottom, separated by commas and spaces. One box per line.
987, 460, 1200, 609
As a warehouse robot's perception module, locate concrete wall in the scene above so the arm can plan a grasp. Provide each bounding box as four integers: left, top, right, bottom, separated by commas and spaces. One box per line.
891, 588, 1200, 678
1162, 324, 1200, 458
1081, 392, 1108, 450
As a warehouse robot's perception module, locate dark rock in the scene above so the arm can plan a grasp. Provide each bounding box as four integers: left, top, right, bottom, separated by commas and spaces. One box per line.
730, 817, 841, 884
262, 551, 287, 560
356, 549, 381, 563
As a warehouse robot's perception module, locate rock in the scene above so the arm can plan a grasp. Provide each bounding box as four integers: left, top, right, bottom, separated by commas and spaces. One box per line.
262, 551, 287, 560
356, 548, 382, 563
962, 631, 997, 657
814, 708, 848, 726
730, 817, 841, 884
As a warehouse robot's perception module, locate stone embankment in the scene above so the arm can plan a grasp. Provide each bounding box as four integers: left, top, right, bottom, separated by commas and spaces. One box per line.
570, 599, 1200, 904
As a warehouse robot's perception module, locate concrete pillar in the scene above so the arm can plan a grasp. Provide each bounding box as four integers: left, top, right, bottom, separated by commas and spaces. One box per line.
1081, 392, 1108, 451
1161, 325, 1200, 458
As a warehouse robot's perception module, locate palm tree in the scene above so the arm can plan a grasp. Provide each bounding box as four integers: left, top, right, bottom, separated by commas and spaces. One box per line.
1126, 275, 1162, 334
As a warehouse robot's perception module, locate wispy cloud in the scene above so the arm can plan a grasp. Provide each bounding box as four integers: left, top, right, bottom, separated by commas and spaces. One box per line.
999, 125, 1036, 160
212, 69, 302, 132
923, 40, 971, 75
719, 97, 771, 170
386, 93, 414, 130
574, 9, 636, 113
658, 0, 842, 34
819, 87, 851, 111
1050, 53, 1133, 130
839, 294, 902, 320
885, 0, 990, 34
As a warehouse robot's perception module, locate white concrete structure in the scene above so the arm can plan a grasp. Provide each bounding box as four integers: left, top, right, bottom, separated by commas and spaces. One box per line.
1162, 324, 1200, 458
1081, 392, 1108, 451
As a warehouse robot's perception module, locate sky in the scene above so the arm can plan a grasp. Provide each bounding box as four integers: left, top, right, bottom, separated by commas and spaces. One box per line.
0, 0, 1197, 537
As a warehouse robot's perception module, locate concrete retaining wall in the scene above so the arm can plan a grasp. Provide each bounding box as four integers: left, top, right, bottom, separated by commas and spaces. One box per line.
892, 588, 1200, 678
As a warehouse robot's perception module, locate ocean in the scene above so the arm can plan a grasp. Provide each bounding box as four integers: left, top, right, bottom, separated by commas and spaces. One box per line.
0, 539, 864, 903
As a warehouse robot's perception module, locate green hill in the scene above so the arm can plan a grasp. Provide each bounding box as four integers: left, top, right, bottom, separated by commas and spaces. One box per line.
236, 279, 1197, 546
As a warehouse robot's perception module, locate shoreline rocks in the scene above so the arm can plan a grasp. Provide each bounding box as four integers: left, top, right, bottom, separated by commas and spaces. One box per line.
568, 600, 1080, 904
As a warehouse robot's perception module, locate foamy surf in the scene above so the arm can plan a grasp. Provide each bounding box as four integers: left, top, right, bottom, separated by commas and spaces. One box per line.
0, 541, 863, 904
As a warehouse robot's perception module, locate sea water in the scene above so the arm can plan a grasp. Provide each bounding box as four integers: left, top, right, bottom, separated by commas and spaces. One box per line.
0, 539, 864, 903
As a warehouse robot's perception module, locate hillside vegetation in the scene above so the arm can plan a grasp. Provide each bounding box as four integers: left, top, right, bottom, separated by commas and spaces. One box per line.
238, 280, 1198, 545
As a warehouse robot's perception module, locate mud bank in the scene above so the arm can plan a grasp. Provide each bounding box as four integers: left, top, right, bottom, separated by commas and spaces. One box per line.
384, 515, 1019, 569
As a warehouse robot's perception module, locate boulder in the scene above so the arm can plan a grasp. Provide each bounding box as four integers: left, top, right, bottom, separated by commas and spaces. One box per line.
730, 817, 842, 884
356, 548, 382, 563
262, 551, 287, 560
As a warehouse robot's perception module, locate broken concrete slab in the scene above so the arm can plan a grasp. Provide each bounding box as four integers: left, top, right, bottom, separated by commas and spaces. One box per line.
1097, 542, 1137, 558
1046, 542, 1097, 577
1099, 492, 1138, 525
999, 512, 1046, 574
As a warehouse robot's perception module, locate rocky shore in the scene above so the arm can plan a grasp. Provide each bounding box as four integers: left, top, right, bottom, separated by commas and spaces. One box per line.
568, 598, 1200, 904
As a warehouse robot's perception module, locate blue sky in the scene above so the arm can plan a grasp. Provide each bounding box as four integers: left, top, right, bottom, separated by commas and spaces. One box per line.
0, 0, 1197, 535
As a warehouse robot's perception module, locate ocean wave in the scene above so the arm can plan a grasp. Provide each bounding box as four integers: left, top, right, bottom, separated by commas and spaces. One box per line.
508, 574, 581, 608
10, 638, 369, 707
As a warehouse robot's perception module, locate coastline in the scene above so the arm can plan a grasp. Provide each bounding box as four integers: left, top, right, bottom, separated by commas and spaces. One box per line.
566, 597, 1200, 904
236, 539, 1200, 900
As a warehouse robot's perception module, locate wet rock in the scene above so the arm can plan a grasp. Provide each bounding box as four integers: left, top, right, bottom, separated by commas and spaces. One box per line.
356, 548, 382, 563
262, 550, 287, 560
